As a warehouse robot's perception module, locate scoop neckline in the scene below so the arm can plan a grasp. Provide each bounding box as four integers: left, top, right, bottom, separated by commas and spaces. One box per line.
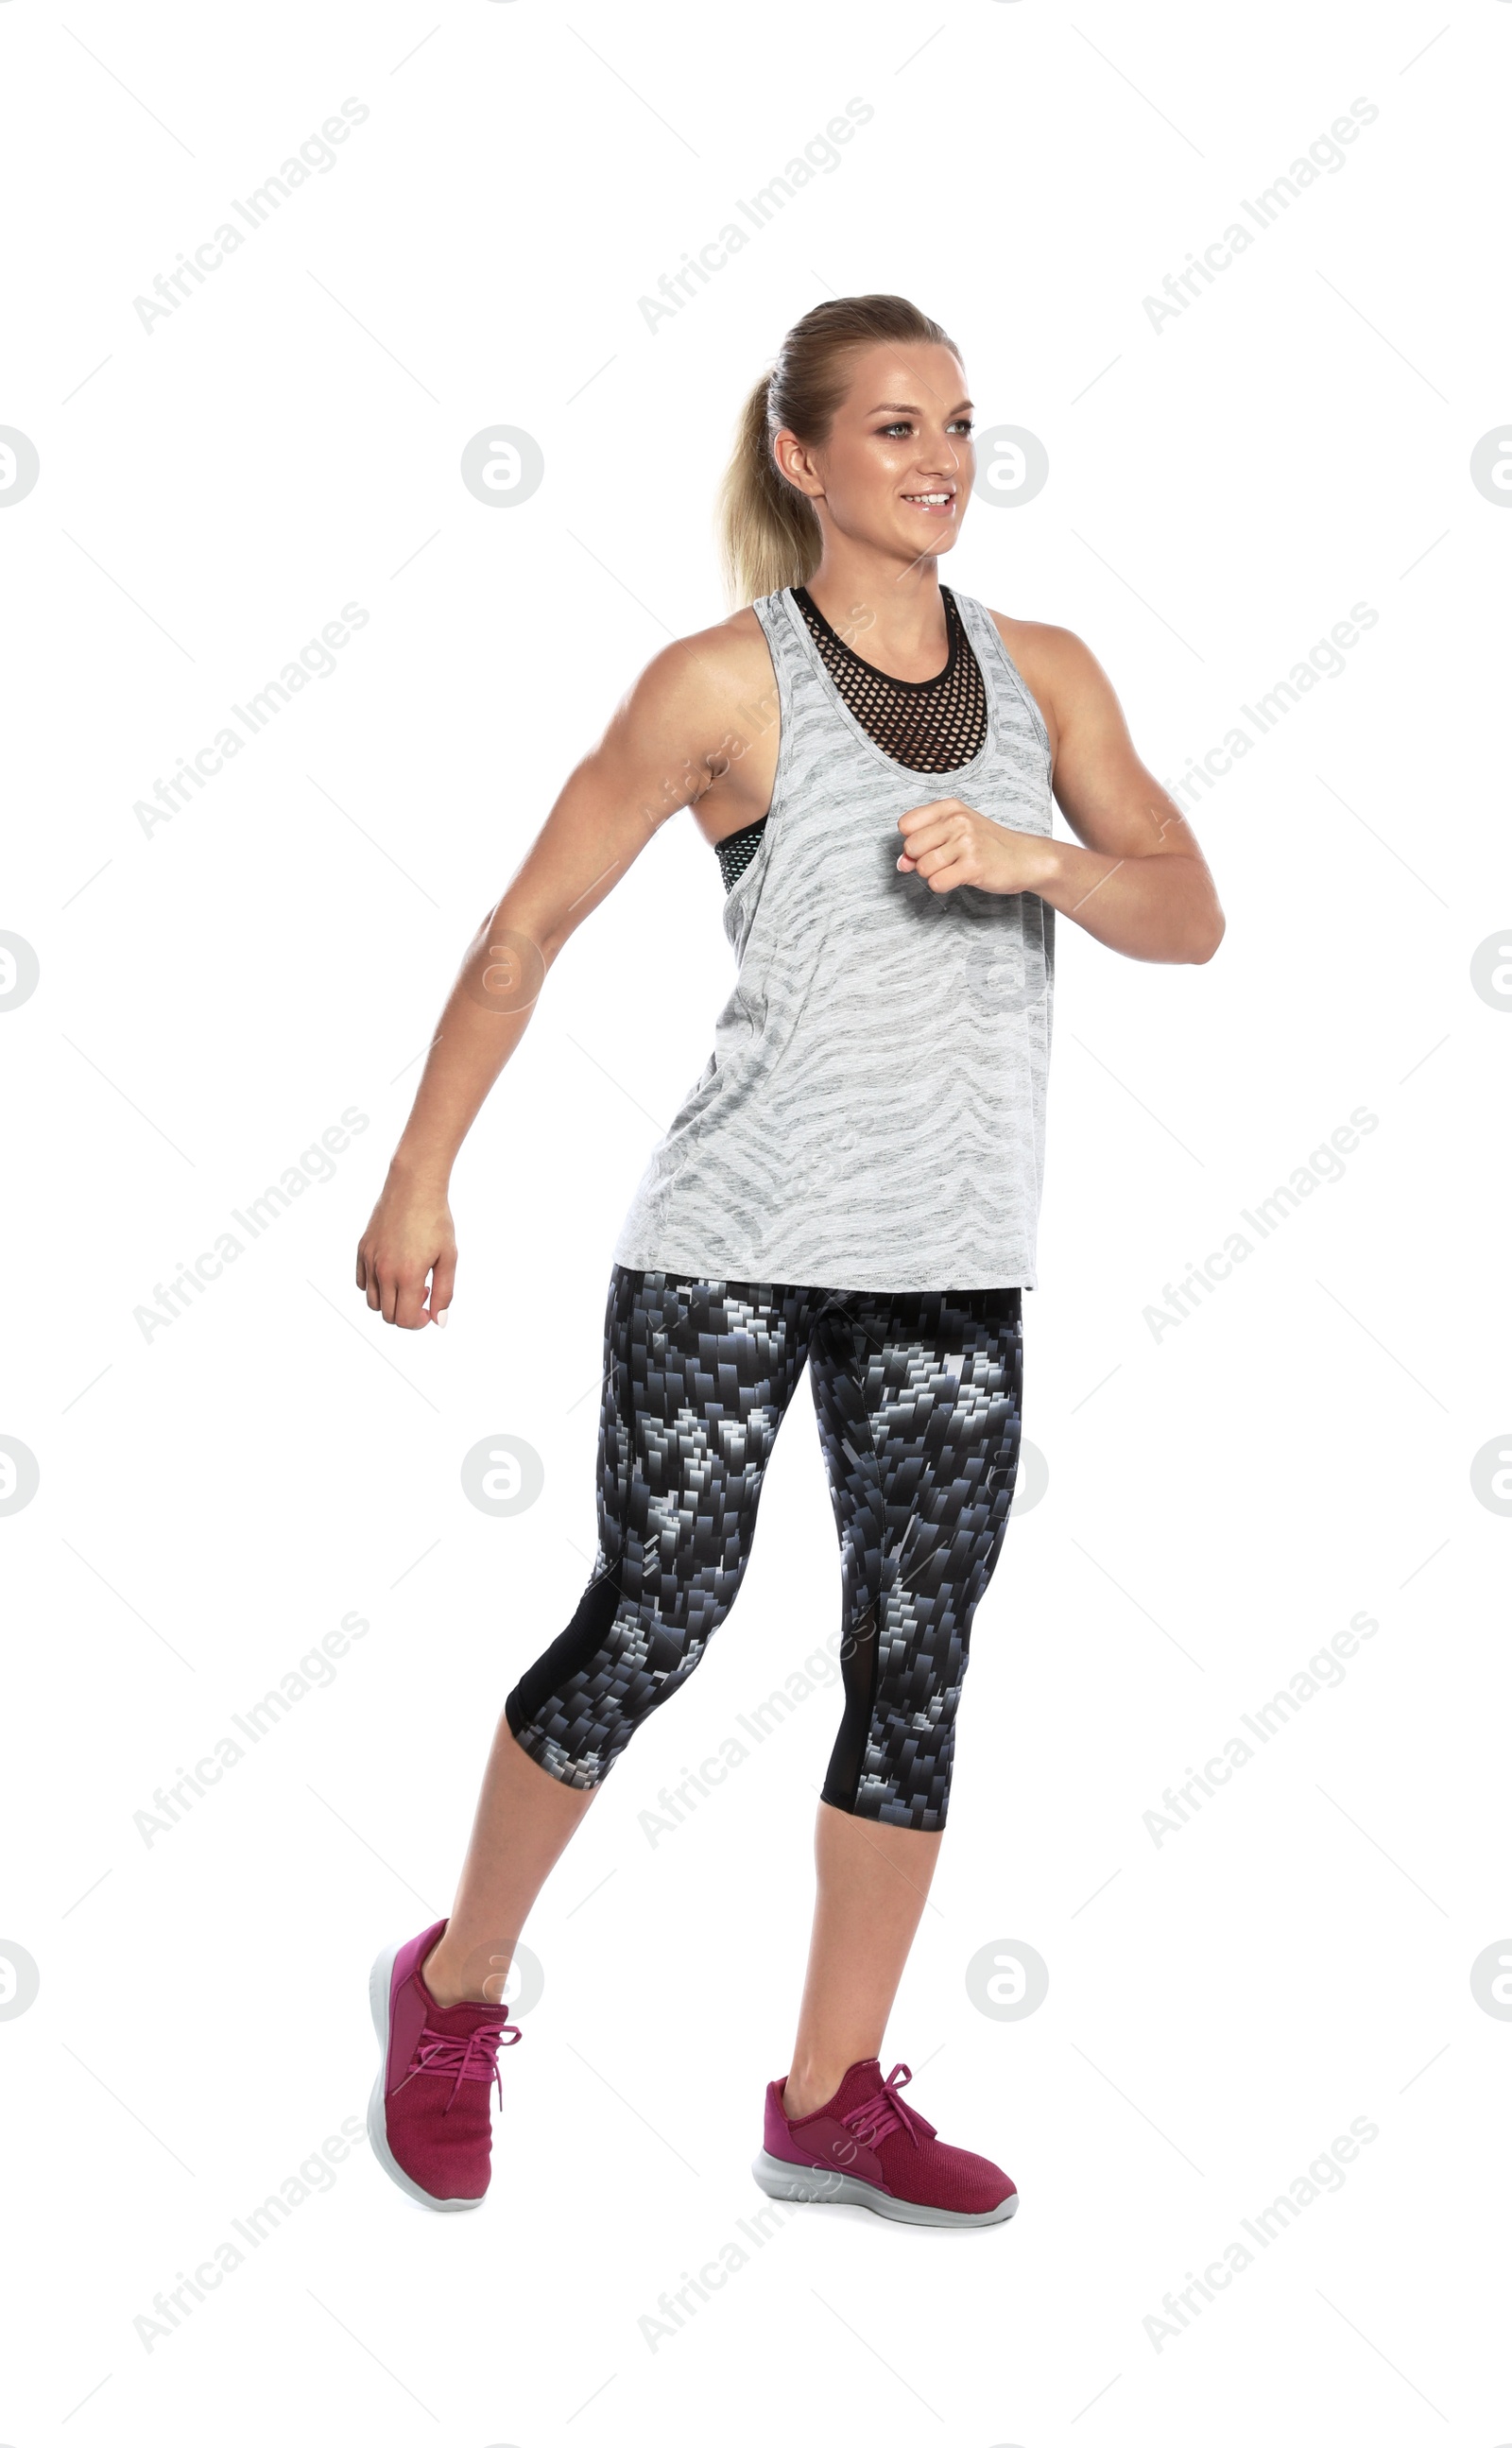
791, 582, 964, 694
779, 584, 995, 790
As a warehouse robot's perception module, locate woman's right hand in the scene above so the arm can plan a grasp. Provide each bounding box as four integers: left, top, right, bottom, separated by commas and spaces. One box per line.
344, 616, 768, 1338
356, 1163, 456, 1329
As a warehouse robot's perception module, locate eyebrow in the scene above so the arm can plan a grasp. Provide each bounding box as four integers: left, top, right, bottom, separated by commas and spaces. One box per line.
868, 400, 974, 417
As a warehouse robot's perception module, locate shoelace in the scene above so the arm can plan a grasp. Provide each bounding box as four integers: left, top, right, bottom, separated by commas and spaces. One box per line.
403, 2010, 522, 2114
841, 2061, 925, 2153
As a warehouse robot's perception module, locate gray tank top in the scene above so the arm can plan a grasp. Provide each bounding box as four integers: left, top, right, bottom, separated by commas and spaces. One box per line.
611, 584, 1055, 1292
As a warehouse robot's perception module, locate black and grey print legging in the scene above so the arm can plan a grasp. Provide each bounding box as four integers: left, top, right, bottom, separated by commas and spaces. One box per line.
505, 1267, 1024, 1832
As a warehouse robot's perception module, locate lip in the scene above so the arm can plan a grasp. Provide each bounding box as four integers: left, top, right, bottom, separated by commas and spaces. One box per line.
901, 490, 958, 518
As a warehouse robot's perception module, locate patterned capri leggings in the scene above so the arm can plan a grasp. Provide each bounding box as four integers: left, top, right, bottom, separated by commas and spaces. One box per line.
505, 1267, 1024, 1833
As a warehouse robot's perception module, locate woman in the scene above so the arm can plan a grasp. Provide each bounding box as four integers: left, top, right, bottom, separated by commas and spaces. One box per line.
355, 294, 1224, 2227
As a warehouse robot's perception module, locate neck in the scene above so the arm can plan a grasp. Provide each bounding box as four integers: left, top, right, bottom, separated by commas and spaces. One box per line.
801, 539, 947, 672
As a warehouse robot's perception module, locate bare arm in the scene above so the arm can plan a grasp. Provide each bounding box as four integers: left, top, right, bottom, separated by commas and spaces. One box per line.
356, 638, 737, 1328
896, 623, 1226, 964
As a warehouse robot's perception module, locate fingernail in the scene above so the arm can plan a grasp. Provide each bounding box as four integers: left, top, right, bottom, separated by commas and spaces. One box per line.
436, 1308, 450, 1329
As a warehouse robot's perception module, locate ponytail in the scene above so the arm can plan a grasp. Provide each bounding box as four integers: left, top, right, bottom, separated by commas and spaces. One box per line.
716, 294, 960, 608
717, 372, 822, 606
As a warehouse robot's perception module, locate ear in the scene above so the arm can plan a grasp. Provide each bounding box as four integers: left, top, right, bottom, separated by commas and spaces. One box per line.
771, 426, 825, 501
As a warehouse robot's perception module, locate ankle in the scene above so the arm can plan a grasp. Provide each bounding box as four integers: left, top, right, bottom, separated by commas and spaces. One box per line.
782, 2055, 864, 2120
421, 1936, 511, 2009
420, 1939, 463, 2008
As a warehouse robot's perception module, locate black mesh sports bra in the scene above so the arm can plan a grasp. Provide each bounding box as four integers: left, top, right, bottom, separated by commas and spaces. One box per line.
713, 583, 988, 891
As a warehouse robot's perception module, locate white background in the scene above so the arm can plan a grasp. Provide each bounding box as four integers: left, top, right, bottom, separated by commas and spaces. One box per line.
3, 0, 1509, 2439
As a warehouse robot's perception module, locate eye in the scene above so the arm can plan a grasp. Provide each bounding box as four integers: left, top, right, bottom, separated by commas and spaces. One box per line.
949, 418, 975, 436
878, 420, 914, 438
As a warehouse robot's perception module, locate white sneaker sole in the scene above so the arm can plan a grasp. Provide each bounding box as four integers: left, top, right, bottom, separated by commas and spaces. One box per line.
367, 1940, 487, 2213
751, 2148, 1019, 2228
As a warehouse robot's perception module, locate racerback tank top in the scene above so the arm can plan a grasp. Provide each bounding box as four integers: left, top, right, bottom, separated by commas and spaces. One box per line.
611, 584, 1056, 1292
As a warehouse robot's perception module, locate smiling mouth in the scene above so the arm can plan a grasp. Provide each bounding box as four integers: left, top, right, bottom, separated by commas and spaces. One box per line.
902, 491, 956, 511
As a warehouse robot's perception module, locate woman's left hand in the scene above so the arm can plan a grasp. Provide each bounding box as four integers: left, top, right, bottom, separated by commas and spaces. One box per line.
896, 799, 1054, 896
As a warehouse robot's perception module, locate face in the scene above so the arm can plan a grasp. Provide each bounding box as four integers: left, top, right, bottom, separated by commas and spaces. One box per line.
773, 341, 974, 564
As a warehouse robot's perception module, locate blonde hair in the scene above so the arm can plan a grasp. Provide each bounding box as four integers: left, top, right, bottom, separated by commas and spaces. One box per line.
717, 294, 960, 606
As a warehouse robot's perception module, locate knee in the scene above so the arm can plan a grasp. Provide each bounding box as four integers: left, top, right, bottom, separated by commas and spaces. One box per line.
507, 1566, 734, 1787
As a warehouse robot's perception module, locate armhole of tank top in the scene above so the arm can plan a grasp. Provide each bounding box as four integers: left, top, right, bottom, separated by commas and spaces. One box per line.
748, 592, 796, 828
959, 595, 1054, 784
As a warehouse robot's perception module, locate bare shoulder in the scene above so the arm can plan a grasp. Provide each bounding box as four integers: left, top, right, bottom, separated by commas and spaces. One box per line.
619, 606, 776, 741
983, 611, 1116, 762
586, 604, 781, 830
986, 611, 1102, 678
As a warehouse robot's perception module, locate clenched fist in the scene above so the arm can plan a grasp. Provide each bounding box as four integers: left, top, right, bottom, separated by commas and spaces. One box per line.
896, 799, 1057, 896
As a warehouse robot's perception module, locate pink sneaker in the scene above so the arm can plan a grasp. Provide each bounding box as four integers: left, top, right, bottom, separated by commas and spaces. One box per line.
367, 1917, 521, 2211
753, 2058, 1019, 2228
